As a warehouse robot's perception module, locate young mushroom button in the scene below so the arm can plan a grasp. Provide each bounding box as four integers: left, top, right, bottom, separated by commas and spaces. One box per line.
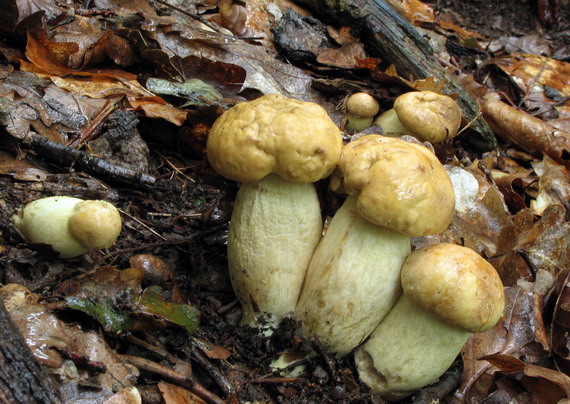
206, 94, 343, 327
345, 92, 380, 132
294, 135, 455, 357
374, 91, 462, 143
11, 196, 122, 259
355, 243, 505, 401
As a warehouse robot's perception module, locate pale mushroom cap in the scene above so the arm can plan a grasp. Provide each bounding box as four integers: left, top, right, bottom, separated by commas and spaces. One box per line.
346, 92, 380, 118
68, 200, 122, 250
207, 94, 343, 183
331, 135, 455, 236
394, 91, 461, 143
401, 243, 505, 332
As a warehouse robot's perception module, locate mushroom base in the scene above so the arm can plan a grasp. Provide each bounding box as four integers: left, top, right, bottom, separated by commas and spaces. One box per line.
228, 174, 323, 326
295, 195, 410, 357
354, 294, 470, 401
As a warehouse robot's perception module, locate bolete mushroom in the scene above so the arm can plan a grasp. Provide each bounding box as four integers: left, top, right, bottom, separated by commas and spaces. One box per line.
11, 196, 122, 259
355, 243, 505, 401
374, 91, 461, 143
294, 134, 455, 357
206, 94, 342, 326
345, 92, 380, 132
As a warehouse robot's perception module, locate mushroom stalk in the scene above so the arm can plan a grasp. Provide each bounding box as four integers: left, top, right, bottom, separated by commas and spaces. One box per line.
229, 173, 323, 325
355, 243, 505, 401
354, 294, 469, 402
295, 194, 410, 357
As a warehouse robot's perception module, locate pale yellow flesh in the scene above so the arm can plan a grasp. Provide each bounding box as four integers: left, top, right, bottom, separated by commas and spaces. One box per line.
295, 195, 411, 357
228, 174, 323, 325
354, 294, 469, 401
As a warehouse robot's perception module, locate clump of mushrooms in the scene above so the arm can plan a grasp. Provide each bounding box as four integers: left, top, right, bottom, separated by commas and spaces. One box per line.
206, 94, 343, 326
355, 243, 505, 401
375, 91, 462, 143
344, 92, 380, 132
11, 196, 122, 259
294, 134, 455, 357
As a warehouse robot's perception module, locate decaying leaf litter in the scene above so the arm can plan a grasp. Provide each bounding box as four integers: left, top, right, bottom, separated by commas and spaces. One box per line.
0, 0, 570, 402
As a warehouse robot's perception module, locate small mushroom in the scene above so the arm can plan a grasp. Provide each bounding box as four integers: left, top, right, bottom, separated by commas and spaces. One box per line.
355, 243, 505, 401
294, 135, 455, 357
345, 92, 380, 132
207, 94, 342, 326
11, 196, 122, 258
374, 91, 461, 143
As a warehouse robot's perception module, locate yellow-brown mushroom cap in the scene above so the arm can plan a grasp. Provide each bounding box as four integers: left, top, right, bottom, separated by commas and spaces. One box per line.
69, 200, 122, 249
394, 91, 461, 143
401, 243, 505, 332
346, 92, 380, 118
331, 135, 455, 236
207, 94, 343, 183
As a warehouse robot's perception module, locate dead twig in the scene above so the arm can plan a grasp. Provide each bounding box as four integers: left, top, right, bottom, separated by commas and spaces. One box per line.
118, 354, 226, 404
189, 336, 238, 402
21, 132, 156, 189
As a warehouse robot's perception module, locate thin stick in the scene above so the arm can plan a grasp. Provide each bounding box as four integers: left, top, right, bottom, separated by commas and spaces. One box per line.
118, 354, 226, 404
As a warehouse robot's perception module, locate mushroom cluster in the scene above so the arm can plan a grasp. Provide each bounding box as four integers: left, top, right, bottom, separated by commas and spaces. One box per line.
11, 196, 122, 258
295, 134, 455, 357
375, 90, 462, 143
206, 94, 342, 326
355, 243, 505, 401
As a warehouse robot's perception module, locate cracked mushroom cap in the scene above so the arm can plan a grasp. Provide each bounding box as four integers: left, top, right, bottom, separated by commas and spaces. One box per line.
394, 91, 461, 143
207, 94, 343, 183
331, 135, 455, 236
401, 243, 505, 332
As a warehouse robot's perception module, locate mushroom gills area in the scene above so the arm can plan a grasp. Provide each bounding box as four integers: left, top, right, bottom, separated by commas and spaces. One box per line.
295, 195, 410, 357
228, 173, 323, 325
355, 294, 470, 401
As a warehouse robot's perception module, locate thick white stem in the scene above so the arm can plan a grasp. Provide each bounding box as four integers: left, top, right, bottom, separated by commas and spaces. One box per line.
354, 294, 470, 401
295, 195, 410, 357
228, 174, 323, 325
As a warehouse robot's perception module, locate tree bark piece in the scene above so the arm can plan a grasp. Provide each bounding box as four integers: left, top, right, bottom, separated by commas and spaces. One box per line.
0, 299, 62, 404
296, 0, 497, 151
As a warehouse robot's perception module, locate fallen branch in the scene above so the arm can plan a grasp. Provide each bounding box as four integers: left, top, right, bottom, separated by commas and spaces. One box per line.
118, 354, 226, 404
295, 0, 497, 151
21, 132, 156, 189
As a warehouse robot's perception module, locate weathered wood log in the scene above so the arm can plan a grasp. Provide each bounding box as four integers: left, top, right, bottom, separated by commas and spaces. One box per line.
0, 299, 62, 404
296, 0, 497, 151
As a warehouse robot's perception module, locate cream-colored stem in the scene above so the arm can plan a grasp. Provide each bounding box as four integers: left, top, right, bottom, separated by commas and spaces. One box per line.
228, 174, 323, 325
354, 294, 470, 401
295, 194, 410, 357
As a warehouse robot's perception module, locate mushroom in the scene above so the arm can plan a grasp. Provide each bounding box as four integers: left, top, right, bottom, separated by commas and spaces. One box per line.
11, 196, 122, 259
294, 134, 455, 357
344, 92, 380, 132
374, 91, 461, 143
206, 94, 342, 326
355, 243, 505, 401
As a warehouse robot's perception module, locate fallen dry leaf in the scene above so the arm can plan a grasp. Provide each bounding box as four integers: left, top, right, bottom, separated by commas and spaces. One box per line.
457, 286, 551, 402
481, 92, 570, 168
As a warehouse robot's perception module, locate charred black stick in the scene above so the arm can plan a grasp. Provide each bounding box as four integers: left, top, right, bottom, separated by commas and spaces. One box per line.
22, 132, 156, 188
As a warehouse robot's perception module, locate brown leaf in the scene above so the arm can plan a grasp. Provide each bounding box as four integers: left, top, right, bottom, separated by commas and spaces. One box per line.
25, 26, 78, 76
158, 381, 207, 404
457, 286, 551, 401
552, 271, 570, 375
481, 92, 570, 168
0, 150, 49, 181
482, 353, 570, 403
